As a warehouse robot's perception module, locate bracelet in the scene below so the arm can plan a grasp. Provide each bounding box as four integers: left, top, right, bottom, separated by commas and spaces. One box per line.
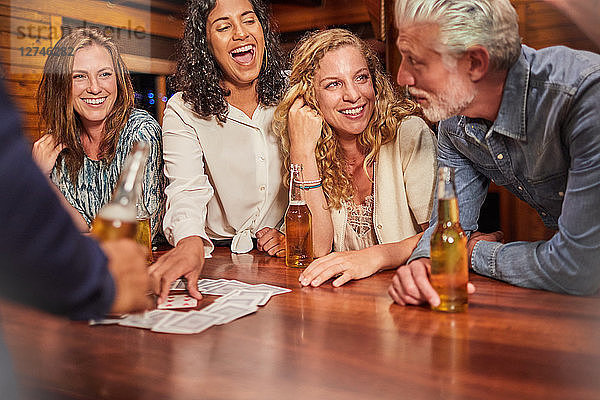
294, 178, 322, 185
299, 182, 322, 190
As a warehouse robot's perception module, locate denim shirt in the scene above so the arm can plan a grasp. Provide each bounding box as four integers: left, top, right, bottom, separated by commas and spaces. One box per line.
410, 45, 600, 295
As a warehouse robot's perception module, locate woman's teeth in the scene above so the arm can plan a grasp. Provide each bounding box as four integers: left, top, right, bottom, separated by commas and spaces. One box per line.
83, 98, 106, 105
230, 44, 254, 56
340, 105, 364, 115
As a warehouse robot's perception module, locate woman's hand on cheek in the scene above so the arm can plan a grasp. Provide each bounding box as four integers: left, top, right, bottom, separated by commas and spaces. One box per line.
288, 96, 323, 156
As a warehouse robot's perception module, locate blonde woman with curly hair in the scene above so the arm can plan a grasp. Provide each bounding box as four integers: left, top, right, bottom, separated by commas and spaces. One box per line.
273, 28, 437, 287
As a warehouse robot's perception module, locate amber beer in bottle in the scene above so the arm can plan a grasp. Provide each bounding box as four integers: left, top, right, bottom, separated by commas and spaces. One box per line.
136, 201, 153, 263
430, 166, 468, 312
91, 142, 149, 243
285, 163, 313, 268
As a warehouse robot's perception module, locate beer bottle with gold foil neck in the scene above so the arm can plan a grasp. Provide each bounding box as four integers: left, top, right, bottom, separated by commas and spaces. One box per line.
430, 166, 468, 312
285, 163, 313, 268
91, 142, 149, 242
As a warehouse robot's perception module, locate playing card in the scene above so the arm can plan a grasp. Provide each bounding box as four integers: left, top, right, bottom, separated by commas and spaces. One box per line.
151, 311, 221, 334
197, 279, 232, 293
157, 294, 198, 310
197, 278, 224, 290
251, 283, 292, 295
202, 302, 258, 325
89, 315, 125, 325
170, 278, 187, 291
119, 310, 176, 329
201, 281, 247, 295
215, 289, 271, 307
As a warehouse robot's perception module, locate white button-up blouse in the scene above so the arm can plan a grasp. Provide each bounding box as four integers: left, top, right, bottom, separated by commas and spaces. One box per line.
162, 92, 287, 255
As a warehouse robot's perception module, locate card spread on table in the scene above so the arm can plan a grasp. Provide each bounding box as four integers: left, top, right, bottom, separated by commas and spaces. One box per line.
201, 302, 258, 325
93, 279, 291, 335
157, 294, 198, 310
119, 310, 177, 329
151, 311, 222, 334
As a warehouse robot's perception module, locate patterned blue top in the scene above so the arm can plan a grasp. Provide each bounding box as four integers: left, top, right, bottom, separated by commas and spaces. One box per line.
51, 109, 166, 241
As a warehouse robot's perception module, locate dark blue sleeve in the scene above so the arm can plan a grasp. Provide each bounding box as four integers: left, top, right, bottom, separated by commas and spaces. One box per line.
0, 84, 115, 320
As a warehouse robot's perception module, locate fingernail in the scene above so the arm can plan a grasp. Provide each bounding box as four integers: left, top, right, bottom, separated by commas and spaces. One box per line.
431, 297, 440, 307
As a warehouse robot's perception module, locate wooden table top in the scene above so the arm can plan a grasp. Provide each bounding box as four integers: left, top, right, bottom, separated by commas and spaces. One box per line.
1, 247, 599, 400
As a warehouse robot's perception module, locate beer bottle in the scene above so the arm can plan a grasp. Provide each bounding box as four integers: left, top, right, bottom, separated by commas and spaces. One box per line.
136, 201, 153, 263
285, 163, 314, 268
430, 166, 468, 312
91, 142, 149, 242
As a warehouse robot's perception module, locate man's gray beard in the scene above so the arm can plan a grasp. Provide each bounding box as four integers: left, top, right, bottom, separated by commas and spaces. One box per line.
418, 80, 476, 123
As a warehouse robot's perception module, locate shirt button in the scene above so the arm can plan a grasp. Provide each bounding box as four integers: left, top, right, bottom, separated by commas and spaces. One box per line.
259, 185, 266, 191
497, 154, 504, 160
377, 224, 382, 229
558, 191, 564, 197
258, 154, 265, 162
518, 186, 523, 191
541, 212, 547, 216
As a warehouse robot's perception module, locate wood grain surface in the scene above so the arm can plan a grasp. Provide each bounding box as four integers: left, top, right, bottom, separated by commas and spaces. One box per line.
1, 247, 599, 400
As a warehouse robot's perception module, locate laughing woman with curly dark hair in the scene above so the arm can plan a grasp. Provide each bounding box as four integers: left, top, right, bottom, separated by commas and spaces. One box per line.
149, 0, 288, 303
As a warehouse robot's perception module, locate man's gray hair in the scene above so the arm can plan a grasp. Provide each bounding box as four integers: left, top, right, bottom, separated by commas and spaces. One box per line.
395, 0, 521, 70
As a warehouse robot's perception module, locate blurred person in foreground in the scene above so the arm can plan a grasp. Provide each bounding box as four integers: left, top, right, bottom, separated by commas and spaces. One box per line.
389, 0, 600, 307
273, 29, 437, 287
0, 83, 151, 399
150, 0, 288, 303
32, 28, 165, 243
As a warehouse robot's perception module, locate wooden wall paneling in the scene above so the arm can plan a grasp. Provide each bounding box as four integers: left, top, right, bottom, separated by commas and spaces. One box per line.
0, 3, 51, 140
514, 0, 599, 52
272, 0, 370, 33
154, 75, 166, 126
1, 0, 183, 142
362, 0, 384, 41
121, 53, 175, 76
0, 0, 183, 40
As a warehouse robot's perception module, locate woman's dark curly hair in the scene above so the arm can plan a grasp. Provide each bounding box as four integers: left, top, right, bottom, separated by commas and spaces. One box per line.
173, 0, 287, 122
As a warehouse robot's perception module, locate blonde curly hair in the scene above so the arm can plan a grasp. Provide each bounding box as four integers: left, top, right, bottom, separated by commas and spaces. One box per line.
273, 28, 421, 209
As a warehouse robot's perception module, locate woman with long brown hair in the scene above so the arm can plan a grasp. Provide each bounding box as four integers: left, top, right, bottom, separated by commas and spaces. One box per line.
149, 0, 288, 303
33, 27, 165, 241
274, 29, 437, 287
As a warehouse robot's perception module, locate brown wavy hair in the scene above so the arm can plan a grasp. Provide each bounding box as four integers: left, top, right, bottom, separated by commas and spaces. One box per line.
172, 0, 286, 123
273, 28, 421, 208
37, 28, 134, 183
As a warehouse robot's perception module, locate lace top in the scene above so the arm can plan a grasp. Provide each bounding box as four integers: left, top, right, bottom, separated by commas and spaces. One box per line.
342, 195, 377, 251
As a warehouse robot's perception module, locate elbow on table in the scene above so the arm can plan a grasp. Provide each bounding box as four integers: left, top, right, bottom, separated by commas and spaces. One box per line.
552, 258, 600, 296
560, 277, 600, 296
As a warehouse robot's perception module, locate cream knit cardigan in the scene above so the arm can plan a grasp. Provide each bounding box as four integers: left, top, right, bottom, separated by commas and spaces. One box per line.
330, 116, 437, 251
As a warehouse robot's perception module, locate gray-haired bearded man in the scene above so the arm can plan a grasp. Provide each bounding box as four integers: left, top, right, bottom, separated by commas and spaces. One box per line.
388, 0, 600, 307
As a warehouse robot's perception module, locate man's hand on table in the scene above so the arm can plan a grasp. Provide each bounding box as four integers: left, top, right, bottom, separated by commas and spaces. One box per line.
467, 230, 504, 268
388, 230, 504, 307
102, 239, 153, 315
149, 236, 206, 305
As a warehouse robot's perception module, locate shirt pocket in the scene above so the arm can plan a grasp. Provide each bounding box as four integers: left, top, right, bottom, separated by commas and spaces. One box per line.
527, 172, 567, 216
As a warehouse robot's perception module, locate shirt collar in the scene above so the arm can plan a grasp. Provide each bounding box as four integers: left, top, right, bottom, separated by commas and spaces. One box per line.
227, 103, 265, 129
490, 47, 529, 141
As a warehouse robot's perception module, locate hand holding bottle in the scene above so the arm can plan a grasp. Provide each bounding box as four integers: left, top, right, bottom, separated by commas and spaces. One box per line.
388, 258, 476, 307
102, 239, 152, 315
